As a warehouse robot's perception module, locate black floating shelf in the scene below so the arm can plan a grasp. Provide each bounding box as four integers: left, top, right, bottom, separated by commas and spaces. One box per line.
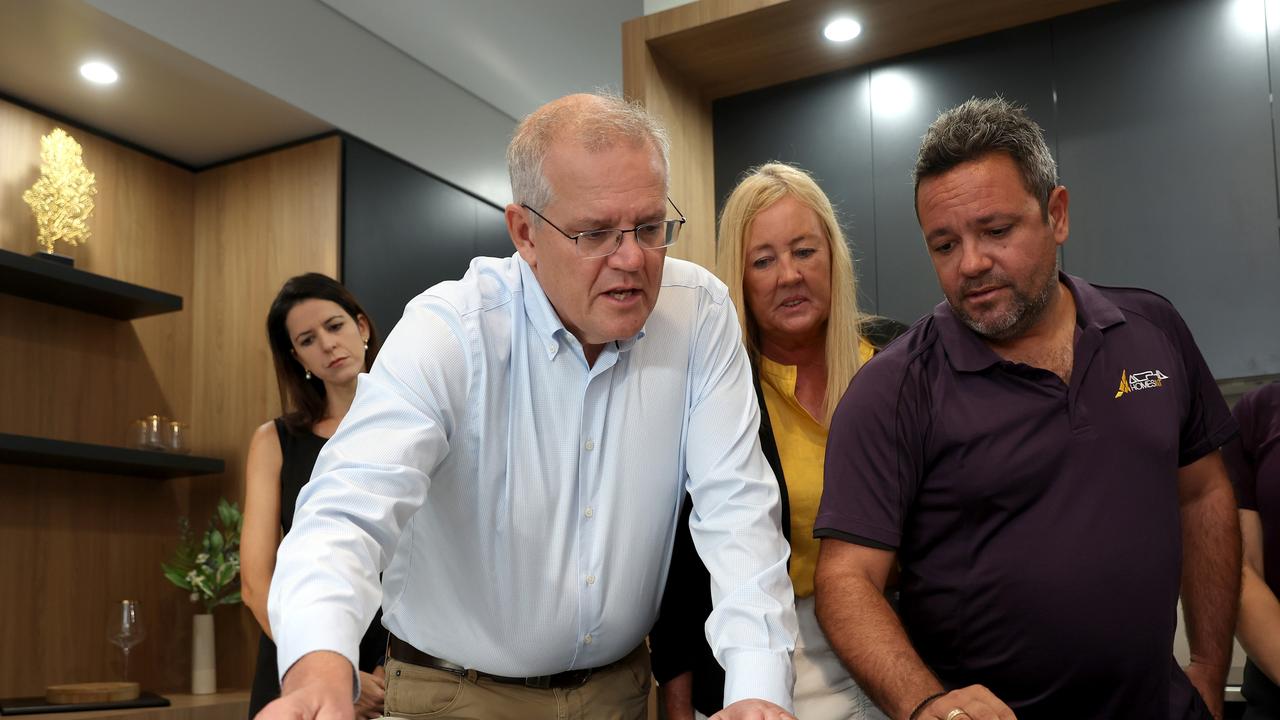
0, 433, 224, 478
0, 248, 182, 319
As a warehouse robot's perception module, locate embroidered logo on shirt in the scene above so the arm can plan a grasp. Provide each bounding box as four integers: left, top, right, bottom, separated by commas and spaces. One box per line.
1114, 368, 1169, 398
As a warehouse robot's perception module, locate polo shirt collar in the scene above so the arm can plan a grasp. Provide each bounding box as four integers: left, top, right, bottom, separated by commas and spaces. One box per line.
1067, 273, 1125, 331
935, 272, 1126, 373
516, 255, 646, 361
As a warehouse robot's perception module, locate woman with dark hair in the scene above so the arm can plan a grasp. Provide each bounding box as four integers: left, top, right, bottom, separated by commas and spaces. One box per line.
241, 273, 387, 719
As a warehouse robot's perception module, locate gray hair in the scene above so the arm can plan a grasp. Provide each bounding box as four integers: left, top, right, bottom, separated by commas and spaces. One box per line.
913, 96, 1058, 216
507, 92, 670, 211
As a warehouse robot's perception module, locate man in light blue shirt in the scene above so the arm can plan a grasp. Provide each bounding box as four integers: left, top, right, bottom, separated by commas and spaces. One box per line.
261, 93, 798, 720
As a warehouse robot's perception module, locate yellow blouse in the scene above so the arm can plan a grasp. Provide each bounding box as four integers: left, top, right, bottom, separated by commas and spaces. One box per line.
759, 337, 876, 598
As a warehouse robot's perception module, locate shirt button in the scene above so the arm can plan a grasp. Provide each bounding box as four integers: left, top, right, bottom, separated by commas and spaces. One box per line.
585, 575, 596, 585
547, 343, 556, 354
584, 634, 593, 645
584, 439, 595, 451
584, 506, 593, 518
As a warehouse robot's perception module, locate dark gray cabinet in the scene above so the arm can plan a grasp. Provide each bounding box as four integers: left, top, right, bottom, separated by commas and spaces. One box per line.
1055, 0, 1280, 379
342, 137, 509, 334
712, 0, 1280, 378
864, 24, 1057, 327
714, 70, 878, 311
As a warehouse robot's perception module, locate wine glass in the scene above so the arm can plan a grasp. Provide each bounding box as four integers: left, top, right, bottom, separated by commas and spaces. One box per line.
107, 600, 145, 680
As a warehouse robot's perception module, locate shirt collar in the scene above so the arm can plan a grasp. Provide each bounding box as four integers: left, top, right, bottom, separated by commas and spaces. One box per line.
935, 272, 1126, 373
516, 254, 647, 361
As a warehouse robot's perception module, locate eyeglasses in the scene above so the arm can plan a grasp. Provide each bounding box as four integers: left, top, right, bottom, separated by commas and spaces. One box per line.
521, 197, 686, 259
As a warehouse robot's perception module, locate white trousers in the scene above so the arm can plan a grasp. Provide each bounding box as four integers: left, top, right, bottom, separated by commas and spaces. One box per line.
697, 595, 888, 720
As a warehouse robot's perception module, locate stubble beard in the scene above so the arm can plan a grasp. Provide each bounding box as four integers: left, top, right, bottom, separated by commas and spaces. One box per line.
950, 264, 1058, 342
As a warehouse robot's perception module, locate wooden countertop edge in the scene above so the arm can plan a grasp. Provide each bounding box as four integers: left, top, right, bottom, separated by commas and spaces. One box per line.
28, 691, 249, 719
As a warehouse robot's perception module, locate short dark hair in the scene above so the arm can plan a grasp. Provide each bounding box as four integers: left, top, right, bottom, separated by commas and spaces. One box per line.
913, 96, 1058, 217
265, 273, 380, 434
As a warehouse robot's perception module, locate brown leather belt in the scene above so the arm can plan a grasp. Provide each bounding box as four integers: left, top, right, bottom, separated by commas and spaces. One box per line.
388, 634, 605, 689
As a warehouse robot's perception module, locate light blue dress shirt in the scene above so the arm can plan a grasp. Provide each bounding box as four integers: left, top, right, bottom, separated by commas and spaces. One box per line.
269, 254, 797, 709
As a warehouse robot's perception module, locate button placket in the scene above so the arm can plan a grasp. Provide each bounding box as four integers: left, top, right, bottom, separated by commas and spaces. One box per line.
575, 363, 611, 664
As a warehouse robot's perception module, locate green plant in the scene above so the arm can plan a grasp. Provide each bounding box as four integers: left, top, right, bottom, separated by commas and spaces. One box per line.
161, 498, 242, 614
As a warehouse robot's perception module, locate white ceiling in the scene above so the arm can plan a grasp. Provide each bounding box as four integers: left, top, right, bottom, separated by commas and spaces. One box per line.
0, 0, 332, 168
0, 0, 642, 183
318, 0, 642, 122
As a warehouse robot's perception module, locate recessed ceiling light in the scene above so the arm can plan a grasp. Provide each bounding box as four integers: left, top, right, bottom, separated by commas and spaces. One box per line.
823, 17, 862, 43
79, 61, 119, 85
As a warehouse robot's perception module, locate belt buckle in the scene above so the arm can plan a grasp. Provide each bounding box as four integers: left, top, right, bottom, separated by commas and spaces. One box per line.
525, 675, 552, 690
436, 662, 466, 677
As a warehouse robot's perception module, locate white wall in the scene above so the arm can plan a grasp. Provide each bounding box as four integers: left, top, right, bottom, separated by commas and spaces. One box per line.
318, 0, 641, 122
644, 0, 696, 14
87, 0, 516, 206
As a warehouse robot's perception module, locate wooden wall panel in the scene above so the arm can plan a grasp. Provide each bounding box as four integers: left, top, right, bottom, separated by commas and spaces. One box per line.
0, 99, 339, 698
191, 136, 342, 691
0, 97, 197, 696
623, 16, 718, 273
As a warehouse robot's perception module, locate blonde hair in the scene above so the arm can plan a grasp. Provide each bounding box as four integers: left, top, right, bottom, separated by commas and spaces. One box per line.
717, 162, 863, 425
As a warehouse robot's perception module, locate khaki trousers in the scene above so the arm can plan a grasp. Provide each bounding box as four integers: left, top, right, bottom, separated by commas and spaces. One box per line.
384, 643, 651, 720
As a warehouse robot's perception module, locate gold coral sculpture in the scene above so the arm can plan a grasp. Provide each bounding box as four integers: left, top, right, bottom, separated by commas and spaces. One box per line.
22, 128, 97, 255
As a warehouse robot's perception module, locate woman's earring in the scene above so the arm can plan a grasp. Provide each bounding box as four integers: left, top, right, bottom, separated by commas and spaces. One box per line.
363, 338, 369, 350
305, 370, 312, 380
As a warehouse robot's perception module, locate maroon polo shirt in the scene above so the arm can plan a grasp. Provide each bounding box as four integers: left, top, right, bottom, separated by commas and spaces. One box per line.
817, 274, 1236, 719
1227, 382, 1280, 596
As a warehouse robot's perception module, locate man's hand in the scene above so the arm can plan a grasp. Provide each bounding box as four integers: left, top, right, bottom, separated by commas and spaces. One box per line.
916, 685, 1016, 720
709, 699, 796, 720
1184, 660, 1227, 720
256, 651, 355, 720
353, 667, 385, 720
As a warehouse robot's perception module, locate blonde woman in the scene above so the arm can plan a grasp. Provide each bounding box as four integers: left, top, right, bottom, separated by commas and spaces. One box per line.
650, 163, 902, 719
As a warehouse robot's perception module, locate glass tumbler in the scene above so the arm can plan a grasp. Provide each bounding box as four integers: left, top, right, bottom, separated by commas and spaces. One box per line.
143, 415, 167, 451
166, 421, 190, 454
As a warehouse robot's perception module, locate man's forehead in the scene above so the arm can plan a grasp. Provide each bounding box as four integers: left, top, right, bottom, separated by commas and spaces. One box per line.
546, 135, 663, 170
544, 144, 667, 208
919, 162, 1034, 218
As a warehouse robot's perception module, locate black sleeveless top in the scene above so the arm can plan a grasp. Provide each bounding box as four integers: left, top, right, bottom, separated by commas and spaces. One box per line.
248, 419, 388, 718
275, 419, 326, 534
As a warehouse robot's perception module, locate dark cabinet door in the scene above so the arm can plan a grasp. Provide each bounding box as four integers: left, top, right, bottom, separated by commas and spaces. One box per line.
342, 137, 507, 334
1055, 0, 1280, 378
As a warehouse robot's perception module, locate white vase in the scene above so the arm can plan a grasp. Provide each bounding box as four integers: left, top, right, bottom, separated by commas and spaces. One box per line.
191, 613, 217, 694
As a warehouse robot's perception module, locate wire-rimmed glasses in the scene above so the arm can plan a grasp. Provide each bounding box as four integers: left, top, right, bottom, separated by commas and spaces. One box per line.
521, 196, 686, 259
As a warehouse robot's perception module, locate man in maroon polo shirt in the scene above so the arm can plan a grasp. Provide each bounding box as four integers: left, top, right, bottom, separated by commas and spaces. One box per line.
813, 97, 1240, 720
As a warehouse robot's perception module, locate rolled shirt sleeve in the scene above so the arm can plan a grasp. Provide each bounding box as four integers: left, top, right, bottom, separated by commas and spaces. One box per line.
683, 287, 798, 710
267, 300, 469, 684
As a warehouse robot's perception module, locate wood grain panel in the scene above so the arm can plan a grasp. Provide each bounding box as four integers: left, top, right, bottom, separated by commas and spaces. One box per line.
0, 98, 338, 698
623, 13, 718, 273
190, 136, 341, 691
0, 97, 197, 697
